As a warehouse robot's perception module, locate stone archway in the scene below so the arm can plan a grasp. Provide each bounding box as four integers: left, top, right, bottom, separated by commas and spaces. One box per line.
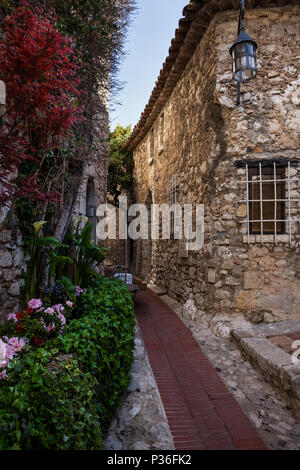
86, 177, 97, 243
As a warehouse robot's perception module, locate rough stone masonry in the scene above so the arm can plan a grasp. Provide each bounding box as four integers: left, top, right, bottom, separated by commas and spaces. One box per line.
127, 1, 300, 332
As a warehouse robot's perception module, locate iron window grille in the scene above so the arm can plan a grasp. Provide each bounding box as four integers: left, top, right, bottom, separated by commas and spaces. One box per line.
168, 174, 179, 238
148, 128, 154, 165
168, 175, 190, 257
248, 165, 285, 235
237, 160, 300, 244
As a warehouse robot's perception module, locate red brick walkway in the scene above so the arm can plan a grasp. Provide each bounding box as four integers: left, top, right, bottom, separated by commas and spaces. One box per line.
268, 331, 300, 354
135, 289, 267, 450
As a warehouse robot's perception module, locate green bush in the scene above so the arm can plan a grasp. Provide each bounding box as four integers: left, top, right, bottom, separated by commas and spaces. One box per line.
59, 276, 136, 431
0, 277, 135, 449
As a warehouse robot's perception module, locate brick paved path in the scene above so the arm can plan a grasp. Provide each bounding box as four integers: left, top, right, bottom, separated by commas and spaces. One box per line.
135, 289, 268, 450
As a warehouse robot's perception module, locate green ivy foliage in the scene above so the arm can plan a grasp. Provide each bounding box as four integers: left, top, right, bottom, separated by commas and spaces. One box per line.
108, 125, 133, 206
0, 277, 135, 449
61, 276, 136, 430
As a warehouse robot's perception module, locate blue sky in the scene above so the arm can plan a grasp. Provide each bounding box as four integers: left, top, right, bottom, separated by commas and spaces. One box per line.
110, 0, 188, 131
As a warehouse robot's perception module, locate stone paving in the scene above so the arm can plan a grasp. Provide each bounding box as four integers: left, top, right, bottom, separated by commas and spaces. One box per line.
135, 290, 266, 450
161, 294, 300, 450
105, 289, 300, 450
104, 323, 174, 451
232, 321, 300, 420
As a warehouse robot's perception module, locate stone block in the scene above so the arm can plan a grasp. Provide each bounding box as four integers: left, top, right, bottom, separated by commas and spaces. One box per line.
258, 256, 275, 269
256, 294, 295, 312
225, 276, 241, 286
3, 269, 19, 282
8, 280, 22, 297
0, 249, 12, 267
215, 289, 230, 300
208, 268, 216, 284
194, 293, 204, 308
0, 80, 5, 105
12, 248, 25, 268
221, 259, 234, 270
234, 290, 257, 310
0, 229, 12, 243
244, 271, 260, 290
237, 204, 247, 218
182, 299, 199, 321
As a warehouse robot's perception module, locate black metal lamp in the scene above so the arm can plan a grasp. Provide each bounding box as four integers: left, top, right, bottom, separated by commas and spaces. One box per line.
230, 0, 257, 105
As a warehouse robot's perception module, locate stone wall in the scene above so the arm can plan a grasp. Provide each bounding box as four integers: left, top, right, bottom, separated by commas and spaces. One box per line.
0, 80, 5, 117
0, 211, 25, 320
132, 5, 300, 327
0, 79, 25, 320
73, 97, 109, 245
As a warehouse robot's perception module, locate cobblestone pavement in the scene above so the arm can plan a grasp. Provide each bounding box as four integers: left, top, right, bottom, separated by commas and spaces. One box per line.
160, 294, 300, 450
104, 323, 174, 451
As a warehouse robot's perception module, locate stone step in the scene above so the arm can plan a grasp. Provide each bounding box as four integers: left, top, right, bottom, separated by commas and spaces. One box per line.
232, 321, 300, 419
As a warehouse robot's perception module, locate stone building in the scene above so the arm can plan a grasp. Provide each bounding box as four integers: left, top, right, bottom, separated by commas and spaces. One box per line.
126, 0, 300, 330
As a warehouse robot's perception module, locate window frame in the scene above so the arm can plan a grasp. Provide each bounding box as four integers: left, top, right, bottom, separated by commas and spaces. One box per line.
248, 165, 286, 235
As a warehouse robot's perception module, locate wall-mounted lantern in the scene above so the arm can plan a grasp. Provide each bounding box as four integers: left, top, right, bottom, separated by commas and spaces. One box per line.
230, 0, 257, 105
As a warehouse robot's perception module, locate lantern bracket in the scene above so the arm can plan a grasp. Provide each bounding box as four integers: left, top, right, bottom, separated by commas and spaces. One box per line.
230, 0, 258, 106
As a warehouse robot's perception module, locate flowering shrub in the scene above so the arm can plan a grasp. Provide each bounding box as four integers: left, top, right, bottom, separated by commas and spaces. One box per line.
0, 277, 135, 449
0, 336, 28, 381
75, 286, 87, 296
6, 298, 71, 351
0, 297, 73, 382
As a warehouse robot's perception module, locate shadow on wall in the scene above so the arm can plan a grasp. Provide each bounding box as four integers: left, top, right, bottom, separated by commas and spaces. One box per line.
86, 177, 97, 244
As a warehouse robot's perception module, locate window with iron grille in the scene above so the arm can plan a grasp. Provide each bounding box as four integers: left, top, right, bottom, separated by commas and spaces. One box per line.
236, 159, 300, 244
168, 174, 179, 237
167, 175, 189, 256
249, 165, 285, 235
148, 128, 154, 165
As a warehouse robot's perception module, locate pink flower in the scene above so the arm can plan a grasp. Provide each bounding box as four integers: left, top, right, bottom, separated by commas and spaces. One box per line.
54, 304, 64, 314
28, 299, 43, 310
5, 337, 28, 352
44, 307, 54, 315
57, 312, 66, 327
46, 323, 56, 333
0, 370, 7, 380
0, 336, 28, 380
66, 301, 73, 308
75, 286, 86, 296
7, 313, 18, 323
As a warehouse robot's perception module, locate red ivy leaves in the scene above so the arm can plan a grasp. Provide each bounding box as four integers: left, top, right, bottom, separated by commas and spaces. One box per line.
33, 336, 45, 347
16, 308, 32, 332
0, 2, 82, 206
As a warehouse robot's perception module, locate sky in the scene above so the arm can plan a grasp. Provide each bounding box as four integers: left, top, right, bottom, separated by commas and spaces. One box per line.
109, 0, 188, 131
